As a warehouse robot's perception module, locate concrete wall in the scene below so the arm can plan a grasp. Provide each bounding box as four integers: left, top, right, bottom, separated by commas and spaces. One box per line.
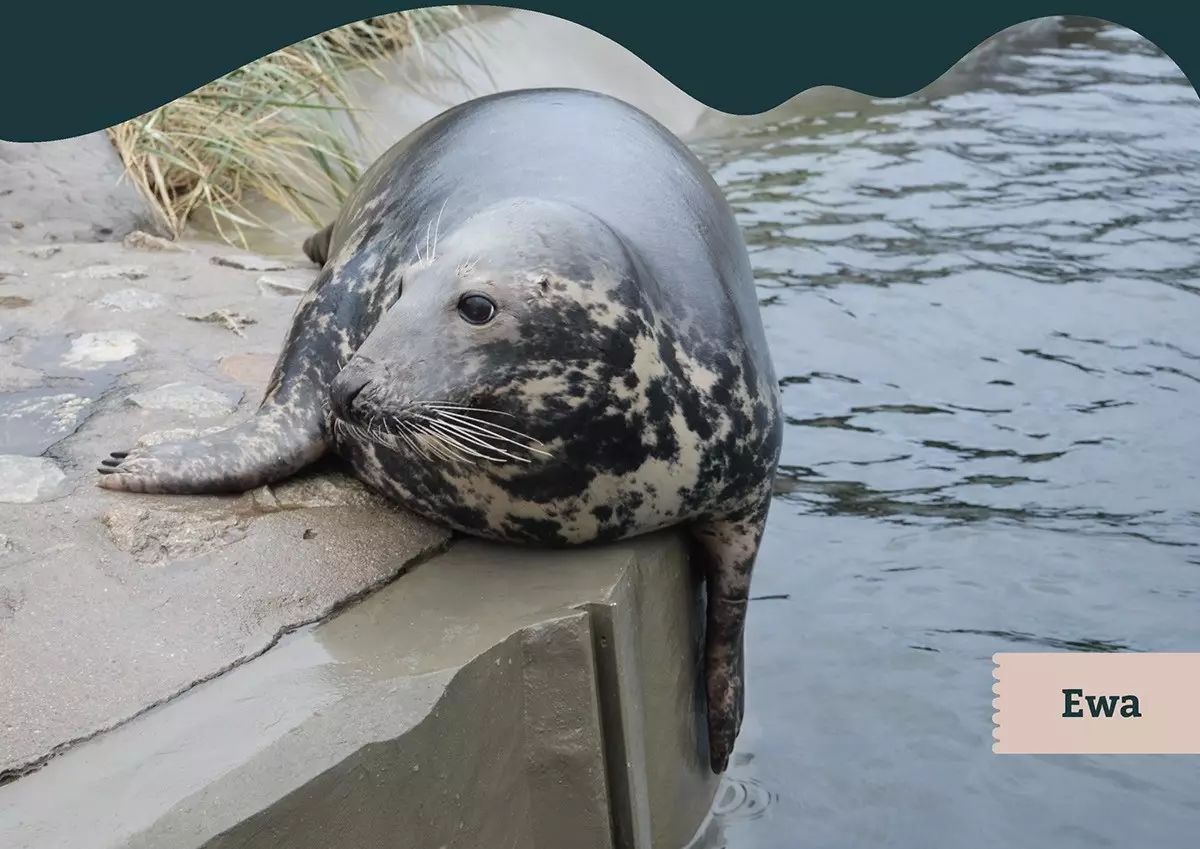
0, 534, 717, 849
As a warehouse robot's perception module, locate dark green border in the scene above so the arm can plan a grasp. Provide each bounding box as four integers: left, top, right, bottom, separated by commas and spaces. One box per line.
2, 2, 1197, 142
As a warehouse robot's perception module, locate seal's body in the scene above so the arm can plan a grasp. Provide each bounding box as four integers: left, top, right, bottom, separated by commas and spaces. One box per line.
100, 89, 782, 772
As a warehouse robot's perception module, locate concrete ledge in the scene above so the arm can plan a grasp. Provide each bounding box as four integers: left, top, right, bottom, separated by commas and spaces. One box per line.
0, 532, 717, 849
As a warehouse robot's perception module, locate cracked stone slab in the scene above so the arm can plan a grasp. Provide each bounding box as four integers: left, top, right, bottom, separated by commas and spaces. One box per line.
0, 487, 449, 778
57, 265, 149, 281
19, 246, 60, 260
0, 456, 65, 503
101, 505, 251, 564
256, 273, 312, 296
0, 236, 454, 788
0, 261, 26, 279
62, 331, 141, 369
268, 469, 395, 511
0, 392, 91, 449
91, 288, 167, 312
219, 352, 276, 389
126, 382, 238, 418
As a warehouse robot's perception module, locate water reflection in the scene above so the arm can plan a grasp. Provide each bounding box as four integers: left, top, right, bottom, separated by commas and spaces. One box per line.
692, 16, 1200, 849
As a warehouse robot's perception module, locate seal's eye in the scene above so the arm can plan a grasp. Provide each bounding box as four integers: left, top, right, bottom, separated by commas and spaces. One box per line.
457, 293, 497, 325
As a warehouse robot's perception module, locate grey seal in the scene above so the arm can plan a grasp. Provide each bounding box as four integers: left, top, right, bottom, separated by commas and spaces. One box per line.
98, 88, 783, 773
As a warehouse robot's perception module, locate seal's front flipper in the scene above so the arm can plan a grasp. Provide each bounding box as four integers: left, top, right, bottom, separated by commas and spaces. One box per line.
691, 506, 769, 774
303, 222, 335, 266
99, 259, 387, 495
97, 412, 326, 494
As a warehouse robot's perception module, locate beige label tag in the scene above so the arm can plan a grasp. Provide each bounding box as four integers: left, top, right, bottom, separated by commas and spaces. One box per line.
993, 652, 1200, 754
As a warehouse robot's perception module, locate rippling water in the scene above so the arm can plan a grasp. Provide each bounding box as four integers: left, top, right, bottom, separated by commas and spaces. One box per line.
689, 17, 1200, 848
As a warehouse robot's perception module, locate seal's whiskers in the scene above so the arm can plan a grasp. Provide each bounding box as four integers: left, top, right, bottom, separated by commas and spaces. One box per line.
414, 419, 508, 463
422, 405, 550, 449
414, 414, 529, 463
411, 424, 473, 463
418, 405, 552, 461
418, 410, 551, 459
397, 420, 429, 460
331, 397, 549, 469
422, 402, 518, 419
372, 413, 421, 455
430, 198, 449, 262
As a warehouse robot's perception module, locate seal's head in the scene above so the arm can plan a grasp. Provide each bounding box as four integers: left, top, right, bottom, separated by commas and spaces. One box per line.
326, 197, 690, 539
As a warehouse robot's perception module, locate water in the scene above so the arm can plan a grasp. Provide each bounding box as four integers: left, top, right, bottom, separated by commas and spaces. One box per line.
689, 17, 1200, 848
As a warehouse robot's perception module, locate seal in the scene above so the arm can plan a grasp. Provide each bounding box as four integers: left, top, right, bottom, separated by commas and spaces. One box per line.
98, 88, 783, 773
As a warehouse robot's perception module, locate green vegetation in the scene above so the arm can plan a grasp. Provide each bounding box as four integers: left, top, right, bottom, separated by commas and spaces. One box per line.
107, 9, 468, 247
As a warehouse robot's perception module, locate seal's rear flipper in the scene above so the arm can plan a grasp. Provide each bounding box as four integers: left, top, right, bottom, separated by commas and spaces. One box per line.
303, 222, 335, 266
691, 505, 769, 774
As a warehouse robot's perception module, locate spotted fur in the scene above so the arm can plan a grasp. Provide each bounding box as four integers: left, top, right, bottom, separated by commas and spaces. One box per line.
98, 89, 783, 773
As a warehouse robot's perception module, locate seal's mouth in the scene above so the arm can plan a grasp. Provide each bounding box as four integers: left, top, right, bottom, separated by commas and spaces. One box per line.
331, 400, 551, 466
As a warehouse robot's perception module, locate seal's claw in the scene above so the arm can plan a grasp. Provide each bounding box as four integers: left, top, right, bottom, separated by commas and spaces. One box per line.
95, 444, 192, 493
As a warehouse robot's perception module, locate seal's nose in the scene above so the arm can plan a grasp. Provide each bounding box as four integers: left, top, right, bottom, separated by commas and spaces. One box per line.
330, 371, 371, 421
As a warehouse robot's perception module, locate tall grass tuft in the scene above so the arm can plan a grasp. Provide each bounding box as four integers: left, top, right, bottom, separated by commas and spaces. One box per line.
107, 9, 469, 247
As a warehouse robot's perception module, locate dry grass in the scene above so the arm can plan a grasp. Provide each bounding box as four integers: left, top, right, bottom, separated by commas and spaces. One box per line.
107, 9, 470, 247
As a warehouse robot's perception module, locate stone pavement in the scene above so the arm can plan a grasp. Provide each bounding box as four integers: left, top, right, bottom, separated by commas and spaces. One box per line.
0, 234, 452, 780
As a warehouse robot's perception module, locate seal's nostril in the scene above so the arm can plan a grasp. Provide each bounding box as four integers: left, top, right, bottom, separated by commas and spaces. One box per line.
331, 373, 371, 420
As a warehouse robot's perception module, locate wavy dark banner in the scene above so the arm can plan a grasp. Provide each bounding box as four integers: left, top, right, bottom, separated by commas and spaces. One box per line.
2, 1, 1198, 141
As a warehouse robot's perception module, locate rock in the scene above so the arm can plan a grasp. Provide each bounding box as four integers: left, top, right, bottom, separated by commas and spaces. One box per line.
127, 383, 239, 418
0, 590, 19, 621
248, 485, 282, 513
219, 352, 275, 389
92, 287, 167, 312
0, 261, 25, 279
101, 506, 249, 564
4, 392, 90, 433
0, 391, 95, 455
62, 330, 141, 369
122, 230, 187, 252
58, 265, 149, 281
211, 254, 293, 272
0, 295, 32, 309
0, 358, 43, 393
20, 245, 61, 260
0, 132, 155, 245
270, 471, 393, 511
256, 273, 311, 297
182, 309, 257, 337
0, 456, 66, 503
